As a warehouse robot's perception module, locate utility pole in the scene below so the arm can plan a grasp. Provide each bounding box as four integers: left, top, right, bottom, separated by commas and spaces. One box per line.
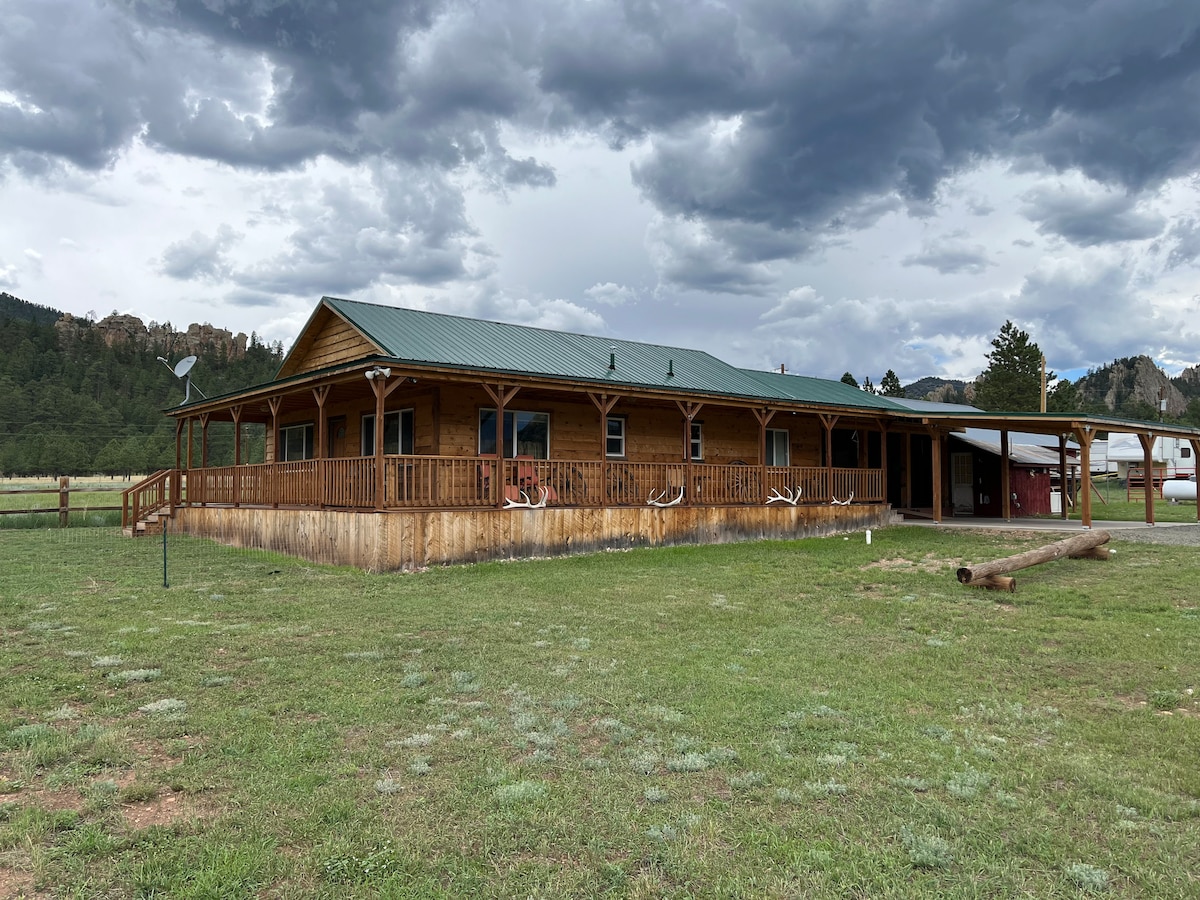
1040, 355, 1047, 413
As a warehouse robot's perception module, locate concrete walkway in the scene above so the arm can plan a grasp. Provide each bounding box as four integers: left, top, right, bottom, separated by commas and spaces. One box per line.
899, 516, 1196, 533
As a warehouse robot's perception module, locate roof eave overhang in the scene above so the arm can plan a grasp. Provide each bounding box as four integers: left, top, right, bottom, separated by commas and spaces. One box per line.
165, 356, 919, 421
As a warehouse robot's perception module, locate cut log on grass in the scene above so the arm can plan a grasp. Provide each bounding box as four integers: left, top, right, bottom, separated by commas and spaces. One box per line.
1068, 546, 1112, 561
964, 574, 1016, 593
956, 530, 1111, 588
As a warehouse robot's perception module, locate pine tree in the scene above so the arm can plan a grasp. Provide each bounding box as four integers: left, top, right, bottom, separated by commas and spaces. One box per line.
861, 376, 876, 394
879, 370, 905, 397
840, 372, 858, 388
973, 321, 1052, 412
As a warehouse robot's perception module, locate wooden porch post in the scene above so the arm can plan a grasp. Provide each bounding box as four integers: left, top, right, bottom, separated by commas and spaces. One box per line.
267, 397, 282, 463
172, 422, 183, 511
588, 393, 620, 507
313, 385, 331, 460
231, 405, 243, 467
929, 427, 943, 523
819, 414, 838, 502
878, 421, 889, 505
482, 384, 520, 508
1058, 433, 1069, 520
1192, 439, 1200, 523
199, 413, 210, 470
1138, 431, 1157, 525
373, 376, 386, 511
1075, 426, 1095, 529
198, 413, 210, 507
903, 432, 912, 508
230, 405, 243, 508
676, 401, 703, 506
753, 408, 777, 503
266, 396, 282, 509
1000, 429, 1011, 520
186, 417, 195, 471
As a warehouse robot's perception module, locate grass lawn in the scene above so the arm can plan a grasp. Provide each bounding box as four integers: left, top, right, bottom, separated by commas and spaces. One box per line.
1, 526, 1197, 898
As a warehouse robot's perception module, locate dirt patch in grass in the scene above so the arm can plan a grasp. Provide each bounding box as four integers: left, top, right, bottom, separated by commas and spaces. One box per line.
122, 791, 215, 830
0, 865, 36, 899
861, 553, 963, 574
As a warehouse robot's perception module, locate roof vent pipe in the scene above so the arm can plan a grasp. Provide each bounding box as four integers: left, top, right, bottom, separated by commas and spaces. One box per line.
609, 348, 616, 371
780, 364, 786, 374
667, 359, 674, 377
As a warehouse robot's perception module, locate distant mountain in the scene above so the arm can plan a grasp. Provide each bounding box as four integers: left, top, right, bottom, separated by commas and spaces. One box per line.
902, 376, 969, 403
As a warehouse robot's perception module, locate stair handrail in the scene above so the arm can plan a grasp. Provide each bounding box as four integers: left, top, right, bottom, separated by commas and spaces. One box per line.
122, 469, 174, 529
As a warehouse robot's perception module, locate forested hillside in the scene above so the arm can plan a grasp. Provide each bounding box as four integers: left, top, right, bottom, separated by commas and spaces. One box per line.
0, 294, 282, 477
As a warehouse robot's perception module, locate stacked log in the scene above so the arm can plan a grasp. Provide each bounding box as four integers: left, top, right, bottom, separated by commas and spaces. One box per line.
956, 530, 1112, 592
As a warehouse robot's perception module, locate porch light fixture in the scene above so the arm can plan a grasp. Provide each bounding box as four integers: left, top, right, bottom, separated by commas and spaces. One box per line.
365, 366, 391, 381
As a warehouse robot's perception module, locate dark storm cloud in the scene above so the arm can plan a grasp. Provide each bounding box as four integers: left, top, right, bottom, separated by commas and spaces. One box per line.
1021, 185, 1166, 246
5, 0, 1200, 307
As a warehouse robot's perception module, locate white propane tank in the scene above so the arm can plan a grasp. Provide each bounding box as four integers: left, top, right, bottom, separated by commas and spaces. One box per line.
1163, 479, 1197, 502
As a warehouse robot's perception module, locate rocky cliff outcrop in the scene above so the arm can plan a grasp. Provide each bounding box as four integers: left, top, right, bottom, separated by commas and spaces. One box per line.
55, 312, 248, 359
1077, 356, 1188, 417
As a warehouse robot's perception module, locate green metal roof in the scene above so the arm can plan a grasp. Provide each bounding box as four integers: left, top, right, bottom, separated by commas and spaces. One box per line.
325, 297, 904, 411
315, 298, 748, 399
738, 368, 913, 411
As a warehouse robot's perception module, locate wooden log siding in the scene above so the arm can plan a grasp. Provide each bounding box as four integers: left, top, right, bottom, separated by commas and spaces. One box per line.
176, 502, 897, 571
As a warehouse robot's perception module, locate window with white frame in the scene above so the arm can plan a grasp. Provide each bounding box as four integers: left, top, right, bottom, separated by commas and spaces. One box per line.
478, 409, 550, 458
766, 428, 790, 466
690, 422, 703, 460
361, 409, 414, 455
606, 416, 626, 457
279, 423, 314, 461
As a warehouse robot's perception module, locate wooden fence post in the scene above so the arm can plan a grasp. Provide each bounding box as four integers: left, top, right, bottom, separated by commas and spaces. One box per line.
59, 476, 69, 528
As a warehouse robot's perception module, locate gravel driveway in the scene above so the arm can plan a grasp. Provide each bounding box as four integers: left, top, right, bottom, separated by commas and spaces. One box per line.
1113, 523, 1200, 546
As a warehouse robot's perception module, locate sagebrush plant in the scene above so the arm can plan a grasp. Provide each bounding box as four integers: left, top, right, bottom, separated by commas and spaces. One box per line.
1, 525, 1198, 897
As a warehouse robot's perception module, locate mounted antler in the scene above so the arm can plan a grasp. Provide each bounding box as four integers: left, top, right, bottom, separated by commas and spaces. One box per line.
503, 486, 549, 509
830, 492, 854, 506
647, 486, 685, 507
766, 486, 801, 506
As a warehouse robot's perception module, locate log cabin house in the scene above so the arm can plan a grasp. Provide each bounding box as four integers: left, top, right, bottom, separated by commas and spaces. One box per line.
122, 297, 1200, 570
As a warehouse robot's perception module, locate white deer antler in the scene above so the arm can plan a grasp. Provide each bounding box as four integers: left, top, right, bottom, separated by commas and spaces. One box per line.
766, 486, 801, 505
503, 486, 549, 509
830, 492, 854, 506
647, 486, 685, 507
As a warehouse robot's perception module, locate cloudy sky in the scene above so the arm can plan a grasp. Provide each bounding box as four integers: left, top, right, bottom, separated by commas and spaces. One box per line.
3, 0, 1200, 384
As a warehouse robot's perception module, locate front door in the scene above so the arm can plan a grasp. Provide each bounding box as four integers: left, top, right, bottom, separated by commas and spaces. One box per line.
328, 416, 347, 458
952, 452, 974, 515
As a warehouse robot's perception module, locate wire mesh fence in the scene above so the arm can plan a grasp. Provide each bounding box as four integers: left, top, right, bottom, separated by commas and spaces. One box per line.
4, 521, 298, 594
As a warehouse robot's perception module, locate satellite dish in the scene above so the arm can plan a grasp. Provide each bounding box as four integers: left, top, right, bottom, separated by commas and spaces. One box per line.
157, 354, 207, 405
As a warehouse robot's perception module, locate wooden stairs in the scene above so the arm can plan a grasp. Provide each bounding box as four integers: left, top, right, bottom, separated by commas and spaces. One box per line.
121, 469, 176, 538
122, 507, 173, 538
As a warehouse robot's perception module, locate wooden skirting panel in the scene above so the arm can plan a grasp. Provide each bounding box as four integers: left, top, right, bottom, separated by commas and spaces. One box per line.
174, 504, 900, 572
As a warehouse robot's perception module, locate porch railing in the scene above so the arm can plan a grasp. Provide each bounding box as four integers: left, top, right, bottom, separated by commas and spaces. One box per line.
179, 456, 884, 511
